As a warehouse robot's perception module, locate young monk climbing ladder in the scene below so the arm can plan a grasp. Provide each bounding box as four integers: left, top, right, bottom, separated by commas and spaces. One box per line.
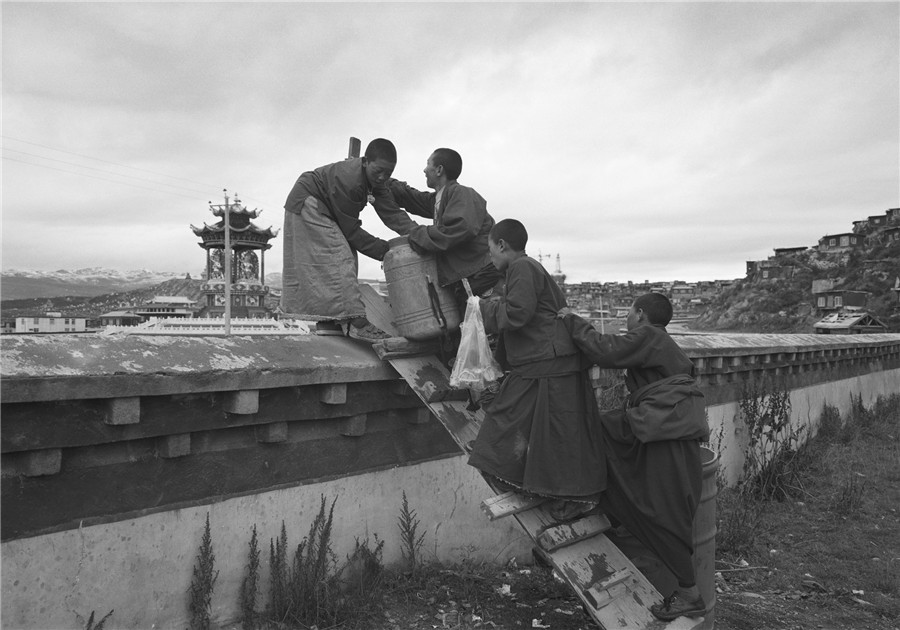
466, 218, 606, 522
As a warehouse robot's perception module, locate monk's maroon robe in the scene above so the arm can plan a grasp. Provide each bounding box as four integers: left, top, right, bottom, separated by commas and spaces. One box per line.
468, 256, 605, 499
563, 317, 709, 586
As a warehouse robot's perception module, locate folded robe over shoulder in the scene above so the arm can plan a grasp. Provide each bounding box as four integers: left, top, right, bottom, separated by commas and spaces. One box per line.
608, 374, 710, 444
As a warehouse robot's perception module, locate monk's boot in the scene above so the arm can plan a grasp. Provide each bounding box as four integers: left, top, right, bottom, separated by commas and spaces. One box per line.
547, 499, 597, 522
650, 585, 706, 621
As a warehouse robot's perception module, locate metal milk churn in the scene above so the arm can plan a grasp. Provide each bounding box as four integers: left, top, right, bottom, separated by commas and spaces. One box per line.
383, 236, 461, 340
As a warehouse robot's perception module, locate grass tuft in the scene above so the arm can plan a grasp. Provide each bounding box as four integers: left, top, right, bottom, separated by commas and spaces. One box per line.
83, 609, 113, 630
188, 512, 218, 630
397, 490, 426, 575
239, 524, 260, 630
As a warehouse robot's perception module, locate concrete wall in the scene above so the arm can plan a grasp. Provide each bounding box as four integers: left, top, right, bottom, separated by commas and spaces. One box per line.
2, 331, 898, 628
705, 367, 899, 486
2, 455, 525, 630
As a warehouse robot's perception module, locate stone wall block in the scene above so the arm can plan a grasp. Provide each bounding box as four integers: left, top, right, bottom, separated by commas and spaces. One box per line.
341, 414, 367, 436
103, 397, 141, 425
223, 390, 259, 415
20, 448, 62, 476
320, 383, 347, 405
159, 434, 191, 458
256, 422, 288, 443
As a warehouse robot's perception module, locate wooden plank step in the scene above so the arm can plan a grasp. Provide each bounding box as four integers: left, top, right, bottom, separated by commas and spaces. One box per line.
537, 514, 612, 552
513, 506, 663, 627
373, 336, 442, 360
583, 568, 633, 609
481, 491, 547, 520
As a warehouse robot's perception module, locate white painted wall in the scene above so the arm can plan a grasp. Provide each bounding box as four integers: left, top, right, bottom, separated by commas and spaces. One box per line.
14, 316, 87, 333
1, 456, 530, 629
706, 368, 899, 486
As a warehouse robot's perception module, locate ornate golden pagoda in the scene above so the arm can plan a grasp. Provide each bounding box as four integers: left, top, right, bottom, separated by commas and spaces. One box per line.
191, 194, 279, 318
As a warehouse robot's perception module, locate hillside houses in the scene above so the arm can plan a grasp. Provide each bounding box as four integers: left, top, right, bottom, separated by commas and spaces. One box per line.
562, 278, 733, 317
741, 207, 899, 333
746, 207, 899, 284
817, 232, 865, 252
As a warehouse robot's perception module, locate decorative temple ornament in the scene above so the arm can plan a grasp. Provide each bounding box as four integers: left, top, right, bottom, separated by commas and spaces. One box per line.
191, 193, 279, 319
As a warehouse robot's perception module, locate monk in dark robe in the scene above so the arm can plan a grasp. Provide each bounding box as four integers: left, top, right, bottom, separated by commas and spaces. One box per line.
282, 138, 412, 342
467, 219, 605, 520
560, 292, 710, 621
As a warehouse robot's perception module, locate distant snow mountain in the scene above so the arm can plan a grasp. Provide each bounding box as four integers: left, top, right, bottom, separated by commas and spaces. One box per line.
5, 267, 188, 283
1, 267, 284, 301
1, 268, 196, 300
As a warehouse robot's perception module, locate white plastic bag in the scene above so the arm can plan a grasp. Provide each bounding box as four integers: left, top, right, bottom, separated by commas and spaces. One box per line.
449, 296, 504, 393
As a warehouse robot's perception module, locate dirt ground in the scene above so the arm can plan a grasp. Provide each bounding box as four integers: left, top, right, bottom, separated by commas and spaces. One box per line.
359, 556, 900, 630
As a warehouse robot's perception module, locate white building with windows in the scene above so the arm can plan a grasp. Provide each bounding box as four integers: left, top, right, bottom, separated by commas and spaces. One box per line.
134, 296, 197, 319
15, 312, 87, 334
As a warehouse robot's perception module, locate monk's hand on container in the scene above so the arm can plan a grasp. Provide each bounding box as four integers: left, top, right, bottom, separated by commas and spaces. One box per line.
375, 239, 390, 261
408, 239, 427, 255
558, 307, 573, 318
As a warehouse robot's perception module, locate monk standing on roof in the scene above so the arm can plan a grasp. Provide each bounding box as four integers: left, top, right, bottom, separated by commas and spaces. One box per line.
281, 138, 412, 343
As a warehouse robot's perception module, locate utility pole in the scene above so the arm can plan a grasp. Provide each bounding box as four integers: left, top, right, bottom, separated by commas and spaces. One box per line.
224, 190, 231, 335
599, 294, 605, 334
209, 190, 232, 335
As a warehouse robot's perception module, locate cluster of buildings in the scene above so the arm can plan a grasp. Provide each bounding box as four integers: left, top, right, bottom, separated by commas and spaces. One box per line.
745, 207, 900, 334
542, 253, 736, 322
527, 252, 736, 325
746, 207, 900, 282
561, 278, 738, 323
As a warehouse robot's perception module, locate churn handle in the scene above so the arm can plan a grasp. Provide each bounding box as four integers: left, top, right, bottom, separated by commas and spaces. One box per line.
425, 274, 448, 331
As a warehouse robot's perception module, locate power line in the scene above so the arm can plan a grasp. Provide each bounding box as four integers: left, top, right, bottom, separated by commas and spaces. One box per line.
2, 156, 206, 200
1, 135, 280, 210
1, 135, 222, 191
3, 148, 216, 197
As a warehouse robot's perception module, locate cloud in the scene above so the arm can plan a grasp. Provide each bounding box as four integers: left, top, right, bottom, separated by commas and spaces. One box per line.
2, 2, 897, 286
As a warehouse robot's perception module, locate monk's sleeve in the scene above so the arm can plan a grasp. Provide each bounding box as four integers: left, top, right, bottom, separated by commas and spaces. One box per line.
562, 315, 654, 369
388, 179, 435, 220
480, 263, 537, 334
408, 186, 484, 253
370, 184, 419, 236
328, 197, 389, 261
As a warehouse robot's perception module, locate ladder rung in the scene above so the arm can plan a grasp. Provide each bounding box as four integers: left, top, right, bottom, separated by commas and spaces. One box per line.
481, 491, 547, 520
583, 569, 633, 609
537, 514, 612, 552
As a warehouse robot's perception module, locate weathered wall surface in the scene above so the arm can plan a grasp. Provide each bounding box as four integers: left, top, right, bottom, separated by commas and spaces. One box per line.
703, 368, 899, 485
2, 331, 898, 628
675, 332, 900, 484
1, 455, 522, 630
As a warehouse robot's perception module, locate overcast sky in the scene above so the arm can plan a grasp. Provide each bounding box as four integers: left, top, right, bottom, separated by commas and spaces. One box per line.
2, 1, 898, 284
